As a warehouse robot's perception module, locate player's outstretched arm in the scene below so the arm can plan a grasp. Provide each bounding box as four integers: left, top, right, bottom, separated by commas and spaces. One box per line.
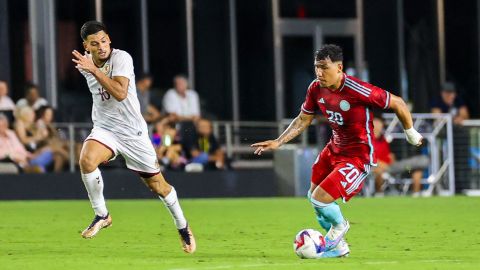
72, 50, 128, 101
388, 94, 423, 146
251, 112, 314, 155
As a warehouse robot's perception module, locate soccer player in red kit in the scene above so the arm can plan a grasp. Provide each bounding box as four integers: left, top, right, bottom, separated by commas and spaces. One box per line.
251, 44, 422, 258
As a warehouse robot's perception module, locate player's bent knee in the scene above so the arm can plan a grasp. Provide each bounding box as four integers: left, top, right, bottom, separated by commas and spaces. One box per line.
79, 155, 99, 173
312, 187, 335, 204
143, 175, 171, 196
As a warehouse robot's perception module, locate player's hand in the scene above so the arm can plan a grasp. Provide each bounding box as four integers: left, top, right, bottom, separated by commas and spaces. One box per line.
404, 127, 423, 147
72, 50, 96, 74
251, 140, 281, 155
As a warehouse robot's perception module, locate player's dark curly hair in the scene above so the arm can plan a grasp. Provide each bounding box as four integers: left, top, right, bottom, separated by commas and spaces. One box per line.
80, 21, 107, 40
314, 44, 343, 62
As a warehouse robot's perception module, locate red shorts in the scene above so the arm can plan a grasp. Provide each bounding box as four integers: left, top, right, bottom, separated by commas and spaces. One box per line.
311, 147, 372, 202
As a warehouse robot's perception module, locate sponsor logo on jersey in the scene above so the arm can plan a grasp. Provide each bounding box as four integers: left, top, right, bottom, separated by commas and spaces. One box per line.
319, 98, 325, 104
340, 100, 350, 111
101, 64, 111, 75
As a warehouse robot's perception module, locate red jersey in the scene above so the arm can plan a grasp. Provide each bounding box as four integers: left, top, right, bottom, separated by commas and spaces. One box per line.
372, 135, 393, 164
301, 74, 391, 165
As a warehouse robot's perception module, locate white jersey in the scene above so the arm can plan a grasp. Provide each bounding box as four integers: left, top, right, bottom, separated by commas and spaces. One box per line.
80, 49, 147, 139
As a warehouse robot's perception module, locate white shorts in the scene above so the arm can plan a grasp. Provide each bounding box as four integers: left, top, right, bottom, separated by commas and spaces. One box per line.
85, 127, 160, 176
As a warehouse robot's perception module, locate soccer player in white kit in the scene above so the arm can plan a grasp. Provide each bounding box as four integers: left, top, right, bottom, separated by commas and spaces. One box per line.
72, 21, 196, 253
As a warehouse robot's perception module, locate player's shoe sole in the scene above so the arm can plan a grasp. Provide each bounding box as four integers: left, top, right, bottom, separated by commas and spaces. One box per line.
324, 220, 350, 250
178, 224, 196, 253
81, 213, 112, 239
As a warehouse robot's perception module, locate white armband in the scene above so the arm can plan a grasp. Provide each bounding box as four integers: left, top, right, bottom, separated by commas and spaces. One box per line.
404, 127, 423, 146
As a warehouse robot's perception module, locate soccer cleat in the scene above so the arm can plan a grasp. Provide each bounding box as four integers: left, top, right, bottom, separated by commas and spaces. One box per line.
178, 224, 196, 253
318, 238, 350, 258
81, 213, 112, 239
324, 219, 350, 250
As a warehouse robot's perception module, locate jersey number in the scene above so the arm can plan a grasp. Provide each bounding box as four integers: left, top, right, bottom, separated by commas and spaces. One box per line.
98, 88, 111, 101
338, 163, 360, 183
326, 110, 344, 125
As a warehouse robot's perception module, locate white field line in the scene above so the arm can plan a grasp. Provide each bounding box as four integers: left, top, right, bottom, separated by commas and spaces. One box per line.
168, 263, 299, 270
168, 259, 464, 270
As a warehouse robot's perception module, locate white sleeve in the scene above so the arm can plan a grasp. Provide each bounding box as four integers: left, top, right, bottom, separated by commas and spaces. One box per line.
112, 51, 134, 78
16, 99, 27, 107
162, 90, 178, 114
79, 69, 89, 77
40, 98, 48, 106
191, 91, 200, 116
33, 98, 49, 110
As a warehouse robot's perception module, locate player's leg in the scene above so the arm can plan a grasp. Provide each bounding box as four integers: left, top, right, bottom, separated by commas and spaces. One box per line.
79, 139, 115, 238
141, 173, 187, 229
309, 148, 334, 232
309, 185, 350, 258
308, 184, 332, 232
310, 184, 349, 248
121, 134, 196, 253
316, 161, 368, 255
141, 173, 196, 253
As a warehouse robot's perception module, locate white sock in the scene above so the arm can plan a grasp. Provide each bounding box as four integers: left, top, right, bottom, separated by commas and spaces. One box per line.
159, 187, 187, 229
81, 168, 108, 217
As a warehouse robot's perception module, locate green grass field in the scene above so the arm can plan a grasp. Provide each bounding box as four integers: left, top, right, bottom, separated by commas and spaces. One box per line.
1, 197, 479, 270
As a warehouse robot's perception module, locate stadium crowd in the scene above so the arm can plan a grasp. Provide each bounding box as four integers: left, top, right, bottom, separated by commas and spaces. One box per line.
0, 75, 226, 174
0, 75, 471, 198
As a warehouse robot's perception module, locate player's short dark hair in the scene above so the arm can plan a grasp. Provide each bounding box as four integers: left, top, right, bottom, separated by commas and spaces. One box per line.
315, 44, 343, 62
80, 21, 107, 40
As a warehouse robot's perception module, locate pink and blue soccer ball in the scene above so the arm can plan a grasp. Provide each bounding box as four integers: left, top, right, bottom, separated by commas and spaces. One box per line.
293, 229, 326, 259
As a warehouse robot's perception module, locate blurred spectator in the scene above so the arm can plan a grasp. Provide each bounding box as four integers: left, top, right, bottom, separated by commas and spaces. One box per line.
430, 81, 469, 125
0, 81, 16, 126
372, 116, 429, 197
162, 75, 200, 122
13, 106, 54, 172
36, 106, 69, 172
183, 118, 225, 170
16, 83, 48, 110
0, 113, 50, 173
14, 106, 49, 151
151, 118, 186, 170
0, 81, 15, 111
136, 73, 161, 123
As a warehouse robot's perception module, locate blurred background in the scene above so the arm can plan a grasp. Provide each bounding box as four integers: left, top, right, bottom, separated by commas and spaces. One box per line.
1, 0, 480, 199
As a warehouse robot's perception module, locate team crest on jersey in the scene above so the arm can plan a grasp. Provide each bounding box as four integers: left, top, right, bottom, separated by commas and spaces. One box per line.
340, 100, 350, 111
101, 64, 111, 75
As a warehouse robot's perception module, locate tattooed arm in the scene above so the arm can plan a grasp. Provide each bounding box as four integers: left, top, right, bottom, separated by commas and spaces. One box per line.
251, 112, 315, 155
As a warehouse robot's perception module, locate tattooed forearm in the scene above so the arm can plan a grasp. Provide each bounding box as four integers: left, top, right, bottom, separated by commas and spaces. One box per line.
275, 113, 314, 145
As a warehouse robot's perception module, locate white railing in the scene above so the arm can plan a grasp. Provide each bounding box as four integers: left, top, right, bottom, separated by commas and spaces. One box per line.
382, 113, 455, 196
54, 119, 311, 172
54, 114, 456, 198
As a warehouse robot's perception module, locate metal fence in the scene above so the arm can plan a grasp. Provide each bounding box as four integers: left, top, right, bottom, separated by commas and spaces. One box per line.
55, 120, 317, 172
382, 113, 455, 196
456, 120, 480, 195
53, 114, 478, 197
